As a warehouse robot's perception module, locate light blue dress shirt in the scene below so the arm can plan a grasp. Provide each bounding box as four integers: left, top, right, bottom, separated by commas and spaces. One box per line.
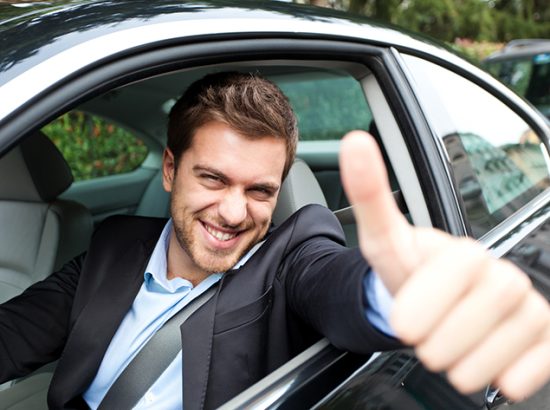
364, 270, 395, 336
83, 219, 393, 409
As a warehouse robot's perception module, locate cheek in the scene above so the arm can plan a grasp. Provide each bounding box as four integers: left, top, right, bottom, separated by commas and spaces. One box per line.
249, 201, 276, 228
172, 184, 221, 213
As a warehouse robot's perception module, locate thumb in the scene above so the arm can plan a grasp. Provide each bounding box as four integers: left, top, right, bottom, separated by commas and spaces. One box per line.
339, 130, 420, 293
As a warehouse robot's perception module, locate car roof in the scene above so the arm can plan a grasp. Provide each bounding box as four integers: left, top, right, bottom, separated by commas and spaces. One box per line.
0, 0, 459, 87
484, 38, 550, 61
1, 0, 523, 157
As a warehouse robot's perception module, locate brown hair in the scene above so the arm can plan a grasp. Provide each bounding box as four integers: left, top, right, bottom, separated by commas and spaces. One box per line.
167, 72, 298, 179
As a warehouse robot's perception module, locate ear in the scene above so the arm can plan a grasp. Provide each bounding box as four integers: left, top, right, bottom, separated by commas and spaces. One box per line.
162, 148, 176, 193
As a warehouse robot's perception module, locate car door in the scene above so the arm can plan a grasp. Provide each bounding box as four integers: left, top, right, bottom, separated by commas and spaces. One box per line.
0, 38, 437, 409
217, 46, 550, 410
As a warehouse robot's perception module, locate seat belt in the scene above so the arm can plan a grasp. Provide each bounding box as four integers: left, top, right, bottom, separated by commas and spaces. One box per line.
97, 285, 218, 410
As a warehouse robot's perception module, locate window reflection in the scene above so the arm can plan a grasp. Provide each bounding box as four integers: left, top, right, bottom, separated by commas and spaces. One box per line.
402, 54, 550, 237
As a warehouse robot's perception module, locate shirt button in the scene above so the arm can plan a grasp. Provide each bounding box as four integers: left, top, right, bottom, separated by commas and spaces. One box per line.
144, 391, 155, 404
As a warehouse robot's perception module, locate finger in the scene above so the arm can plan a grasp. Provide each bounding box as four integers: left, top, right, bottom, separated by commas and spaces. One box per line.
390, 237, 487, 344
340, 131, 403, 237
415, 259, 532, 371
339, 131, 417, 292
495, 326, 550, 402
446, 290, 549, 395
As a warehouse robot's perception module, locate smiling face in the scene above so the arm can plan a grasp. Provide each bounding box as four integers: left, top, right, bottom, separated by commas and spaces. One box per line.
162, 121, 287, 282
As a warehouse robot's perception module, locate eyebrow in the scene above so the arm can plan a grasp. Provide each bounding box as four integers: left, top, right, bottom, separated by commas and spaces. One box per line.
193, 165, 228, 183
249, 182, 280, 194
193, 165, 280, 192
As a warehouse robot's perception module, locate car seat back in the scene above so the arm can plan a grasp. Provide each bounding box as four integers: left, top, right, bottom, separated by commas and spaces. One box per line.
272, 158, 328, 226
0, 131, 93, 303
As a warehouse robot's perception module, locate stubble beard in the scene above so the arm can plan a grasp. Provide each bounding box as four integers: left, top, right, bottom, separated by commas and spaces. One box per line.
171, 205, 268, 275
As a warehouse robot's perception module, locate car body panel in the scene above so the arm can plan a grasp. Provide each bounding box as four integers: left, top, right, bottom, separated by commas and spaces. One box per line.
59, 167, 157, 224
0, 0, 528, 131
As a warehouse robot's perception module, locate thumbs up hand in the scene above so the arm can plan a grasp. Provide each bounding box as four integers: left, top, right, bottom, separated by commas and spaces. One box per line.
340, 130, 550, 401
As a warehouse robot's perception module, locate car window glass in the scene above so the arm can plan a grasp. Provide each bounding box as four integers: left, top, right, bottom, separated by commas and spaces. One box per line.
402, 54, 550, 238
485, 53, 550, 118
274, 74, 375, 217
278, 75, 373, 141
485, 58, 533, 96
42, 111, 148, 181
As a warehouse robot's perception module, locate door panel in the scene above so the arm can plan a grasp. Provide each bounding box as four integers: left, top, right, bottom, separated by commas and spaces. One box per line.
60, 167, 157, 224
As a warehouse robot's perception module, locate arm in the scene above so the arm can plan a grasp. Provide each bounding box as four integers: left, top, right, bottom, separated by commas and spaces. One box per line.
0, 254, 83, 382
284, 229, 401, 354
340, 131, 550, 401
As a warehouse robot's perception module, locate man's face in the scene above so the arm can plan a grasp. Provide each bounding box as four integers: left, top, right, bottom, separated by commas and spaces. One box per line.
162, 121, 287, 277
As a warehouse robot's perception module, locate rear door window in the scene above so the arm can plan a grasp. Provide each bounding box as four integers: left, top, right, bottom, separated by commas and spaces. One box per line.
276, 73, 374, 212
42, 111, 148, 181
402, 54, 550, 238
278, 74, 373, 142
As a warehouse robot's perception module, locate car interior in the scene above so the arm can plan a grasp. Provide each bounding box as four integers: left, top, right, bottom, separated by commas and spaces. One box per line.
0, 60, 423, 408
0, 131, 93, 304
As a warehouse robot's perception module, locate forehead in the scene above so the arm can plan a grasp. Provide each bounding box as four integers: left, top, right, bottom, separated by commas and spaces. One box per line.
185, 121, 287, 182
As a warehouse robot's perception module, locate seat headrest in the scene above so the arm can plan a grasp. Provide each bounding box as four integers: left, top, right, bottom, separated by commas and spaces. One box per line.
272, 158, 328, 226
0, 131, 73, 202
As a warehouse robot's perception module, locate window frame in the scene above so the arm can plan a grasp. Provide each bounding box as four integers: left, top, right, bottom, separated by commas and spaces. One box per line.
0, 37, 442, 231
397, 49, 550, 251
0, 37, 446, 407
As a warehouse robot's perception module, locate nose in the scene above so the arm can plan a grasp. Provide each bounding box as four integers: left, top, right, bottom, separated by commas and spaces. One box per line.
218, 188, 248, 227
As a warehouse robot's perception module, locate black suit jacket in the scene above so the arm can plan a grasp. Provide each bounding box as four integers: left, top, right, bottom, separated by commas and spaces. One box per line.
0, 204, 399, 409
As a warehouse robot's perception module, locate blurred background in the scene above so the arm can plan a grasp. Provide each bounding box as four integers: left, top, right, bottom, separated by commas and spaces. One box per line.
295, 0, 549, 62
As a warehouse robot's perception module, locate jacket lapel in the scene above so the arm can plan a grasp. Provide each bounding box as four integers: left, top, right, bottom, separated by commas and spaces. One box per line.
179, 224, 295, 409
49, 237, 156, 406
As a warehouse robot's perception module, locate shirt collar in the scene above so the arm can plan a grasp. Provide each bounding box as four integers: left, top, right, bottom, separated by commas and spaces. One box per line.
144, 219, 264, 292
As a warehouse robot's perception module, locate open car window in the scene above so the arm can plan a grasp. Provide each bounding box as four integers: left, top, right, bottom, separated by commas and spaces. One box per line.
279, 72, 374, 212
0, 57, 419, 409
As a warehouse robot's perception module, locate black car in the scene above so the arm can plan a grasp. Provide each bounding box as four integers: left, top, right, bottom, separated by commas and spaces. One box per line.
0, 1, 549, 409
483, 39, 550, 119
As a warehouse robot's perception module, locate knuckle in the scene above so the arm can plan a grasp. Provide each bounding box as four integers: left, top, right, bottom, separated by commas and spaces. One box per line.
457, 237, 484, 257
446, 367, 480, 394
490, 264, 531, 310
526, 292, 550, 331
415, 344, 447, 372
497, 383, 526, 403
390, 318, 423, 346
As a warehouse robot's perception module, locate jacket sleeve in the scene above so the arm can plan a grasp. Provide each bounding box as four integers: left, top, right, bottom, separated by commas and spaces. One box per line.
0, 254, 83, 382
283, 209, 401, 354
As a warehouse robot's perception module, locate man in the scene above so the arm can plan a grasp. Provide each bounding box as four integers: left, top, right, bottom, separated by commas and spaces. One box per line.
0, 72, 549, 409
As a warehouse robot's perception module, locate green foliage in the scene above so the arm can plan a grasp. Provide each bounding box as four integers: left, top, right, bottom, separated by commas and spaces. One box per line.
333, 0, 550, 44
456, 0, 497, 42
397, 0, 458, 42
495, 12, 550, 41
42, 111, 148, 181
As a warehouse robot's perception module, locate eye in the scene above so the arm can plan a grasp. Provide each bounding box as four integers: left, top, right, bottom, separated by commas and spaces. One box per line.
249, 187, 275, 200
200, 173, 224, 188
203, 174, 220, 181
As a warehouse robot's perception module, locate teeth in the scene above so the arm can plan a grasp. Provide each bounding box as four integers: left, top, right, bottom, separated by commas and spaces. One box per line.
205, 224, 237, 241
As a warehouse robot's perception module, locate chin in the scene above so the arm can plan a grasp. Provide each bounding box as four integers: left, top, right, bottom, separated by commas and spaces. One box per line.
195, 254, 241, 274
197, 235, 262, 273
